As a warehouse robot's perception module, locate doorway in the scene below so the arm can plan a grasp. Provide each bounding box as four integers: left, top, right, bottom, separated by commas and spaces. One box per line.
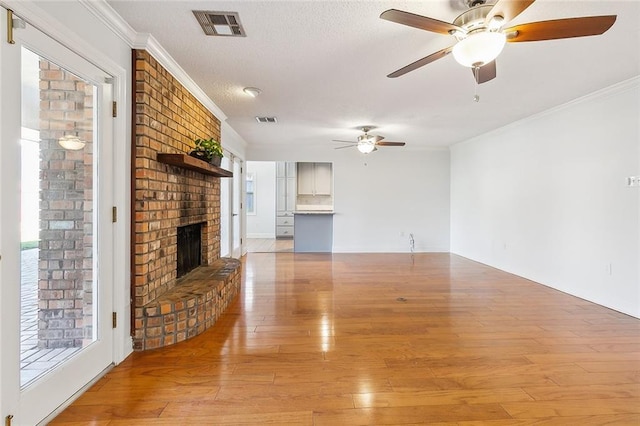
220, 152, 245, 258
246, 161, 293, 253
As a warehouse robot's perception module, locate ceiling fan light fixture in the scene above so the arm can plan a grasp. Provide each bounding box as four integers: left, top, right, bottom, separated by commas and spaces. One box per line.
487, 15, 505, 31
357, 140, 376, 154
452, 31, 506, 67
357, 135, 376, 154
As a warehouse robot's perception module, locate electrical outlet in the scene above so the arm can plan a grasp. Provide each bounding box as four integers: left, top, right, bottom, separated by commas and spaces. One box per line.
627, 176, 640, 187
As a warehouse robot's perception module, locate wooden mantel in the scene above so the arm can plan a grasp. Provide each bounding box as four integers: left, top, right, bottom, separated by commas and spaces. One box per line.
157, 153, 233, 177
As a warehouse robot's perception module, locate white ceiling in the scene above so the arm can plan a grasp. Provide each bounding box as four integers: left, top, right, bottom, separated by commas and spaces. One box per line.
107, 0, 640, 151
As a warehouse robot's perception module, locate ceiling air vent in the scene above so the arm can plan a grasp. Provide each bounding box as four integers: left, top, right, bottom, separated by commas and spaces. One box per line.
256, 117, 278, 124
193, 11, 246, 37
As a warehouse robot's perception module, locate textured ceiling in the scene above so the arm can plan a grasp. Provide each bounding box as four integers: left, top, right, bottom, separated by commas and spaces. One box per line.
108, 0, 640, 151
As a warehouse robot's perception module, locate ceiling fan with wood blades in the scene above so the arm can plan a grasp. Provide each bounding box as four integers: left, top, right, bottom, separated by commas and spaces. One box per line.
381, 0, 616, 83
333, 127, 406, 154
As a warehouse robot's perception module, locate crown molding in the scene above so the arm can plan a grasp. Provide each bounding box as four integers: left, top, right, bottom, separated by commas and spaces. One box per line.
453, 75, 640, 149
79, 0, 137, 45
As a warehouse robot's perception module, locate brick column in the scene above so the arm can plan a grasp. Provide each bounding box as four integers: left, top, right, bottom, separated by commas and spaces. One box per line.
38, 60, 94, 349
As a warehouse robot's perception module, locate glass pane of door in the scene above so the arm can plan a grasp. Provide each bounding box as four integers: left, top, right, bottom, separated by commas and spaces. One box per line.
20, 47, 98, 387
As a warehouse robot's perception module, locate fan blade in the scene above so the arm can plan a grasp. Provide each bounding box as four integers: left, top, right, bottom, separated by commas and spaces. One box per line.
373, 135, 385, 142
505, 16, 616, 42
388, 46, 454, 78
472, 60, 496, 84
376, 142, 406, 147
486, 0, 536, 25
380, 9, 462, 35
334, 145, 355, 150
332, 140, 357, 144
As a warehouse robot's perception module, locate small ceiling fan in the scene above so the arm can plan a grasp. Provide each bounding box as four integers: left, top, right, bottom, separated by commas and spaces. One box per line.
381, 0, 616, 83
333, 127, 406, 154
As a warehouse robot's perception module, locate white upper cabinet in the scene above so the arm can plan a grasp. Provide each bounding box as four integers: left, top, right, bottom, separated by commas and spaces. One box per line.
286, 176, 296, 210
296, 162, 315, 195
296, 162, 332, 196
313, 163, 332, 195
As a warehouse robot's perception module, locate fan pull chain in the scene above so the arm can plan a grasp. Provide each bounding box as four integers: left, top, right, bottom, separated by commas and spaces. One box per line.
473, 66, 480, 102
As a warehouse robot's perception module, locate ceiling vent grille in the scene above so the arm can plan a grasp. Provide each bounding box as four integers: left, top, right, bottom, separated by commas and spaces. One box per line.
256, 117, 277, 124
193, 11, 246, 37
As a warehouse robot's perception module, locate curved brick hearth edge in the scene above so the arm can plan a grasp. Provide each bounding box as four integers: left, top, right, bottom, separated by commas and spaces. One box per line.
133, 258, 241, 351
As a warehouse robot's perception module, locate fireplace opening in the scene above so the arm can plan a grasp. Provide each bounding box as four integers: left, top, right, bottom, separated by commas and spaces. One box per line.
177, 223, 203, 278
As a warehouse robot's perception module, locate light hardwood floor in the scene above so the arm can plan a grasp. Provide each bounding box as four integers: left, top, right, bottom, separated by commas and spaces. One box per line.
51, 253, 640, 425
246, 237, 293, 253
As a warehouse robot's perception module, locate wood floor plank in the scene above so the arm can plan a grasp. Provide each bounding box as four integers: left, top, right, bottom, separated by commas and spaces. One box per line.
522, 383, 640, 401
50, 401, 168, 423
502, 398, 640, 418
458, 415, 640, 425
314, 403, 512, 425
110, 410, 313, 426
50, 253, 640, 425
577, 360, 640, 373
352, 388, 533, 408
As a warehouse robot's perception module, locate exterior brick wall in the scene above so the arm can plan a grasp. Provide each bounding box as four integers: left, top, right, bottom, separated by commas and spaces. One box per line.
38, 60, 94, 349
133, 50, 237, 351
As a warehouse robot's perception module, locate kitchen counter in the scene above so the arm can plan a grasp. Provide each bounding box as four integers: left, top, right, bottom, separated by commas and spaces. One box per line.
293, 211, 334, 252
293, 210, 335, 215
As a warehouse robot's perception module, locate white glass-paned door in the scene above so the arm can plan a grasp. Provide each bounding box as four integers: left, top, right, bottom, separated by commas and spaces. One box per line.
1, 9, 114, 424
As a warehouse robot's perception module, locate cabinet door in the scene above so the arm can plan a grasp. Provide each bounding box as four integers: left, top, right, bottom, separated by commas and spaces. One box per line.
286, 176, 296, 211
276, 177, 286, 212
297, 162, 315, 195
276, 162, 286, 178
286, 161, 296, 177
314, 162, 333, 195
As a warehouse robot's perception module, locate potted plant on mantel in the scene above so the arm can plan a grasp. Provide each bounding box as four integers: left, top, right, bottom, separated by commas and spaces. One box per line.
189, 138, 224, 167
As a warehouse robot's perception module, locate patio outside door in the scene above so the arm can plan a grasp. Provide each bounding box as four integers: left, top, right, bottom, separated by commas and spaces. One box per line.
0, 9, 114, 424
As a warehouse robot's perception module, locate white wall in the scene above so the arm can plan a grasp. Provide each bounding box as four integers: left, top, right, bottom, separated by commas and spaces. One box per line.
451, 77, 640, 318
248, 146, 450, 252
246, 161, 276, 238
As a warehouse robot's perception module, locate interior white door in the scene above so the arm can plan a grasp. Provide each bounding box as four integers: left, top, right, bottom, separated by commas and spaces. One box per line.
0, 9, 114, 424
232, 157, 243, 258
219, 155, 231, 258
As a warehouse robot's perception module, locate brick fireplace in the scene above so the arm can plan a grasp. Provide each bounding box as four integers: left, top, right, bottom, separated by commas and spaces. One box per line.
132, 50, 240, 350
